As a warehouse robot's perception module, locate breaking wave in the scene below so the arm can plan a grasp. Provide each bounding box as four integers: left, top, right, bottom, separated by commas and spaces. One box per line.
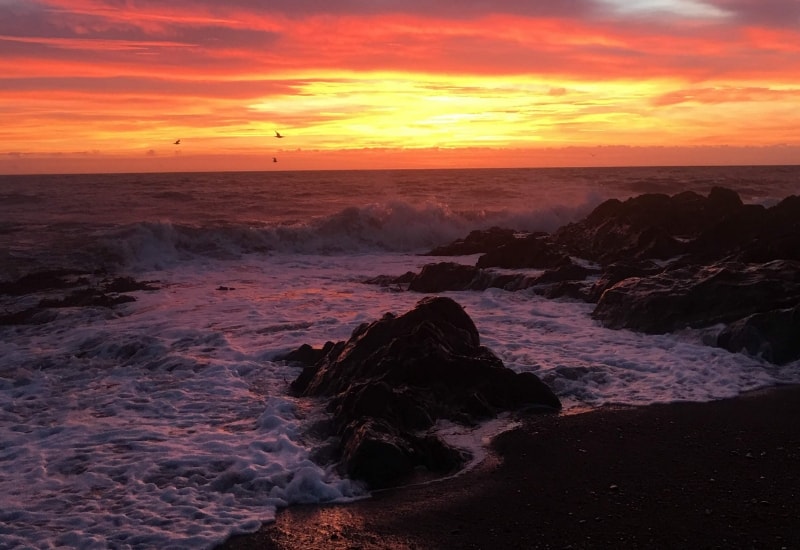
95, 198, 599, 271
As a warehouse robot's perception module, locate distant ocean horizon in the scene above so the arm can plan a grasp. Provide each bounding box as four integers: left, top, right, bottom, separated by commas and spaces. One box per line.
2, 165, 799, 548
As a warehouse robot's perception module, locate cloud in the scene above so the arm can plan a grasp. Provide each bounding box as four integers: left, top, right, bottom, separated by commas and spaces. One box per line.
654, 86, 800, 106
706, 0, 800, 27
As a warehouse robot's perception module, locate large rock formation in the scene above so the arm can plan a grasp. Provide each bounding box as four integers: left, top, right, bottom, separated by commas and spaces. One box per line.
364, 188, 800, 365
289, 296, 561, 488
591, 260, 800, 334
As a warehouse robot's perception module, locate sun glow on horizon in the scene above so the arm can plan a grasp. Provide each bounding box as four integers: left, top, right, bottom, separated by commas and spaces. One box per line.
2, 1, 800, 173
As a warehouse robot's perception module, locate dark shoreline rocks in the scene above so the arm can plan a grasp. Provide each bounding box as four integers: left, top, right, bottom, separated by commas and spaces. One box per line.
366, 187, 800, 365
0, 271, 159, 325
283, 296, 560, 489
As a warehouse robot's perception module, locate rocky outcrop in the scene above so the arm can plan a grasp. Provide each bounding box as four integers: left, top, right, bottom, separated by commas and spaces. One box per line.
476, 234, 569, 269
289, 296, 560, 488
716, 305, 800, 365
423, 227, 521, 256
0, 271, 159, 325
591, 261, 800, 334
551, 188, 743, 265
362, 187, 800, 365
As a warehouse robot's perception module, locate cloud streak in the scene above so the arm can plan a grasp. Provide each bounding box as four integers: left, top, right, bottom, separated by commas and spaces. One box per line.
1, 0, 799, 172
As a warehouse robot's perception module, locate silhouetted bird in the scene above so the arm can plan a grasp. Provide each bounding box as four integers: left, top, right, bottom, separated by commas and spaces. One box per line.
273, 157, 278, 163
274, 131, 283, 138
174, 139, 180, 145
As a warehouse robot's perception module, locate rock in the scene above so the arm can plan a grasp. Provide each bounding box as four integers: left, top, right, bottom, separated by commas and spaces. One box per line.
407, 262, 481, 293
0, 269, 89, 295
553, 187, 746, 264
716, 305, 800, 365
276, 342, 337, 367
592, 260, 800, 333
38, 288, 136, 308
291, 296, 560, 488
424, 227, 521, 256
363, 271, 416, 289
339, 418, 465, 489
477, 234, 569, 269
103, 276, 158, 293
532, 261, 595, 285
587, 260, 664, 302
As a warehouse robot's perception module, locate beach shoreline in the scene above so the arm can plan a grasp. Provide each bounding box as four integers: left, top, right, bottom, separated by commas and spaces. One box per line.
219, 384, 800, 549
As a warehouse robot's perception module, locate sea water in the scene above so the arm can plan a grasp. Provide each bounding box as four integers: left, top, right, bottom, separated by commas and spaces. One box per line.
1, 166, 799, 548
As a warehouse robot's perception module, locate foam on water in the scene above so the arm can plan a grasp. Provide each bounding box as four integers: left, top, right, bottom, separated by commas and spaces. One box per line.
3, 251, 799, 548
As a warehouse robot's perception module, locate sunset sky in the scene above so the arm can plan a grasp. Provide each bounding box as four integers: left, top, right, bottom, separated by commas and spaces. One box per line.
2, 0, 799, 173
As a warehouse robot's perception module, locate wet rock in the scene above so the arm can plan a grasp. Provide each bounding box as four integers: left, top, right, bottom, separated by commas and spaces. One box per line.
0, 269, 89, 295
592, 260, 800, 333
477, 234, 569, 269
291, 296, 560, 488
38, 288, 136, 308
276, 342, 337, 367
716, 305, 800, 365
424, 227, 521, 256
553, 187, 745, 264
407, 262, 481, 293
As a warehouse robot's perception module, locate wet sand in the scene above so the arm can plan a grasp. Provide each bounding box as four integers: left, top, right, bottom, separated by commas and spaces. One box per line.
218, 385, 800, 549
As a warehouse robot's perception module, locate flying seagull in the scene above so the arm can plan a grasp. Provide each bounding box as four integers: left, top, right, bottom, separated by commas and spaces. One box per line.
174, 139, 181, 145
274, 131, 283, 138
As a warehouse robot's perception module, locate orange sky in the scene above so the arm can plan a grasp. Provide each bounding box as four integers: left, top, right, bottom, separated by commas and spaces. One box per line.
1, 0, 799, 173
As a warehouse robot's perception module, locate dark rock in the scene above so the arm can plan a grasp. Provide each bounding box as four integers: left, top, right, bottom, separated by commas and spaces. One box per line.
408, 262, 481, 293
277, 342, 337, 367
553, 187, 746, 264
587, 260, 664, 302
103, 276, 158, 293
592, 260, 800, 334
536, 280, 593, 302
424, 227, 520, 256
363, 272, 416, 288
477, 234, 568, 269
532, 261, 595, 285
339, 418, 465, 488
291, 296, 560, 488
0, 269, 89, 296
716, 305, 800, 365
38, 289, 136, 308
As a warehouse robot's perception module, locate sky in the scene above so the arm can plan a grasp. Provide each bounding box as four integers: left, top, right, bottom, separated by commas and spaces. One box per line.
1, 0, 799, 173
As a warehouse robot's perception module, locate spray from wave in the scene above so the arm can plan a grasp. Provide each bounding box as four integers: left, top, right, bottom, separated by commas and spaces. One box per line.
92, 197, 602, 271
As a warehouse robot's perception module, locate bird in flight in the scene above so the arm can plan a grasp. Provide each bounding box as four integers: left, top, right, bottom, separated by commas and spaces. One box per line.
274, 131, 284, 138
272, 157, 278, 163
174, 139, 181, 145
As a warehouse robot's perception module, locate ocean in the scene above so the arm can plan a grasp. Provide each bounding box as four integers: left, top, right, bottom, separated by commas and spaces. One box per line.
1, 166, 799, 548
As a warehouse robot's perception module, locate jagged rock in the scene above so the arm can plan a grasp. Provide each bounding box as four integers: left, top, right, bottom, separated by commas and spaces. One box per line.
290, 296, 560, 488
587, 260, 665, 302
424, 227, 521, 256
363, 271, 416, 288
716, 305, 800, 365
553, 187, 745, 264
592, 260, 800, 333
276, 342, 337, 367
477, 234, 569, 269
407, 262, 481, 292
38, 289, 136, 308
0, 269, 89, 295
103, 276, 158, 293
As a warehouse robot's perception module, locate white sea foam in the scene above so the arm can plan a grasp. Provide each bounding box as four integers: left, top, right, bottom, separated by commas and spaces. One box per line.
4, 251, 799, 548
87, 197, 598, 273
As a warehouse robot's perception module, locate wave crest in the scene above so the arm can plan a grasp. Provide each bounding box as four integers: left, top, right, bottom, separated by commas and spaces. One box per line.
94, 197, 598, 270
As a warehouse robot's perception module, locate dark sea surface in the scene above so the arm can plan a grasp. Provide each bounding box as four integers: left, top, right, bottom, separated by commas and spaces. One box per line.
1, 166, 798, 548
